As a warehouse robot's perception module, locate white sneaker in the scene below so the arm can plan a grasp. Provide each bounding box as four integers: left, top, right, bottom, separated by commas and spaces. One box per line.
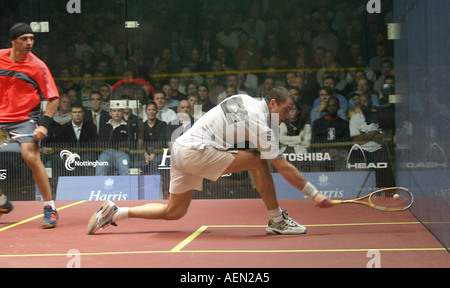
266, 210, 307, 235
87, 200, 118, 234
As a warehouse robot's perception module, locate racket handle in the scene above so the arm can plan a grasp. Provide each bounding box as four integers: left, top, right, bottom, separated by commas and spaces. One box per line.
314, 200, 343, 207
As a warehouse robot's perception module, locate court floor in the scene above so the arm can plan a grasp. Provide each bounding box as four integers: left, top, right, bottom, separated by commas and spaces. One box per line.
0, 198, 448, 268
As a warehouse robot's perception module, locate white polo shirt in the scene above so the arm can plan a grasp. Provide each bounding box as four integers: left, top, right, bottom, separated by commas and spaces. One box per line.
349, 111, 382, 152
175, 94, 283, 159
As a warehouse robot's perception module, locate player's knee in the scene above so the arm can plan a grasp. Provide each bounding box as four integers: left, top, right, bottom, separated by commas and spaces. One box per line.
251, 156, 269, 171
164, 208, 187, 220
21, 151, 39, 166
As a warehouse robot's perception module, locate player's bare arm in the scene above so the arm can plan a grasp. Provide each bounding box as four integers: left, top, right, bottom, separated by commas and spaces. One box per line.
269, 157, 333, 208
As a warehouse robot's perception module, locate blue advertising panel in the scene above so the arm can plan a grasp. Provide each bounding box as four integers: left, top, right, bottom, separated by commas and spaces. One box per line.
54, 175, 160, 201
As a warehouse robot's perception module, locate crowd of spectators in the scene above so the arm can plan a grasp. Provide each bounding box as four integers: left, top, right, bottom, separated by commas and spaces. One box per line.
1, 0, 396, 176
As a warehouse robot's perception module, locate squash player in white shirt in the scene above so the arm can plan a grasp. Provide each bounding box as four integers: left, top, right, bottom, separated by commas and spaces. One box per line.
87, 87, 332, 235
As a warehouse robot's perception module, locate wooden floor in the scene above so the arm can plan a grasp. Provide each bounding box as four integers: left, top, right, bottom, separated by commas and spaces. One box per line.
0, 199, 448, 268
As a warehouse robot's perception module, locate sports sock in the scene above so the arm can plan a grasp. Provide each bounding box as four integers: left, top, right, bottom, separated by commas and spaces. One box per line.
268, 207, 283, 223
0, 194, 7, 206
44, 200, 56, 210
113, 207, 129, 222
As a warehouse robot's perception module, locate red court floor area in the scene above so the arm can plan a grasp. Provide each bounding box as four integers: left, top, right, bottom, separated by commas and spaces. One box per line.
0, 199, 448, 268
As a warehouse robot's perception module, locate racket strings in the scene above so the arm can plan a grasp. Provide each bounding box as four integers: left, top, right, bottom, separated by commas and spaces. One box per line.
370, 189, 413, 210
0, 130, 10, 148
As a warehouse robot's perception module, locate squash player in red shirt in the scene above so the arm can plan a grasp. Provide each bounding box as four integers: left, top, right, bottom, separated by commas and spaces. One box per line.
0, 23, 60, 228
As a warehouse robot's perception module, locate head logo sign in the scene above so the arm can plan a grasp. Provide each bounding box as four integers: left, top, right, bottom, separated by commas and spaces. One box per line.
346, 144, 388, 169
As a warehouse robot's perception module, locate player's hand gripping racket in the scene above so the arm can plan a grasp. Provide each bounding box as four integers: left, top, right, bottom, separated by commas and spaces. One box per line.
0, 129, 47, 149
314, 187, 414, 211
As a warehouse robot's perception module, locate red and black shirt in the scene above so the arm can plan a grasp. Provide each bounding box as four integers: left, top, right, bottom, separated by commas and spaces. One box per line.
0, 48, 59, 123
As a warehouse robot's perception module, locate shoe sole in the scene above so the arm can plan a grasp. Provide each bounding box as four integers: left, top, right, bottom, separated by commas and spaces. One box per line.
266, 227, 307, 235
41, 222, 57, 229
87, 200, 116, 235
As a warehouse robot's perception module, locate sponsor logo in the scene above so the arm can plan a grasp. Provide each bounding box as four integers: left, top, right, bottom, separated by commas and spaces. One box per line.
404, 143, 448, 169
60, 150, 109, 171
88, 178, 128, 201
0, 169, 6, 180
346, 144, 388, 169
283, 153, 331, 162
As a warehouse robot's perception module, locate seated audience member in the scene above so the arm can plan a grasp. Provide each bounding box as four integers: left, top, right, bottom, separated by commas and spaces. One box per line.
161, 83, 179, 109
96, 108, 133, 176
120, 95, 139, 141
312, 96, 351, 143
61, 103, 98, 143
53, 94, 72, 125
312, 98, 351, 172
98, 83, 112, 111
348, 77, 379, 110
154, 90, 177, 124
279, 100, 311, 170
287, 87, 312, 125
187, 94, 204, 120
59, 103, 98, 175
166, 100, 195, 150
141, 101, 168, 175
255, 76, 275, 98
204, 73, 225, 105
280, 100, 311, 155
84, 91, 111, 134
216, 74, 248, 103
197, 84, 215, 113
310, 87, 347, 124
347, 92, 362, 120
313, 76, 348, 112
168, 76, 187, 102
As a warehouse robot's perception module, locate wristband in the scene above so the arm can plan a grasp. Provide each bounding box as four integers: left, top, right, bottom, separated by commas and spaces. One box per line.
302, 182, 319, 199
39, 115, 53, 129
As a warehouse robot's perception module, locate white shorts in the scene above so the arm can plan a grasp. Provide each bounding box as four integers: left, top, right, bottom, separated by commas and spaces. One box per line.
169, 142, 235, 194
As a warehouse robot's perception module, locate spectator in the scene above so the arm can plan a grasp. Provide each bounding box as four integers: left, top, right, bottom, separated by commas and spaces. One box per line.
311, 20, 339, 55
216, 74, 248, 103
96, 108, 133, 176
61, 103, 98, 143
313, 76, 348, 112
288, 87, 312, 125
349, 93, 394, 188
350, 77, 380, 110
53, 94, 72, 125
215, 20, 240, 55
168, 76, 187, 102
197, 84, 215, 113
374, 59, 394, 93
279, 100, 311, 155
84, 91, 111, 134
161, 83, 179, 109
312, 96, 350, 143
154, 90, 177, 124
311, 87, 347, 124
347, 92, 362, 120
98, 83, 112, 112
204, 73, 225, 105
141, 101, 168, 175
166, 100, 195, 150
312, 96, 351, 171
79, 73, 97, 108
